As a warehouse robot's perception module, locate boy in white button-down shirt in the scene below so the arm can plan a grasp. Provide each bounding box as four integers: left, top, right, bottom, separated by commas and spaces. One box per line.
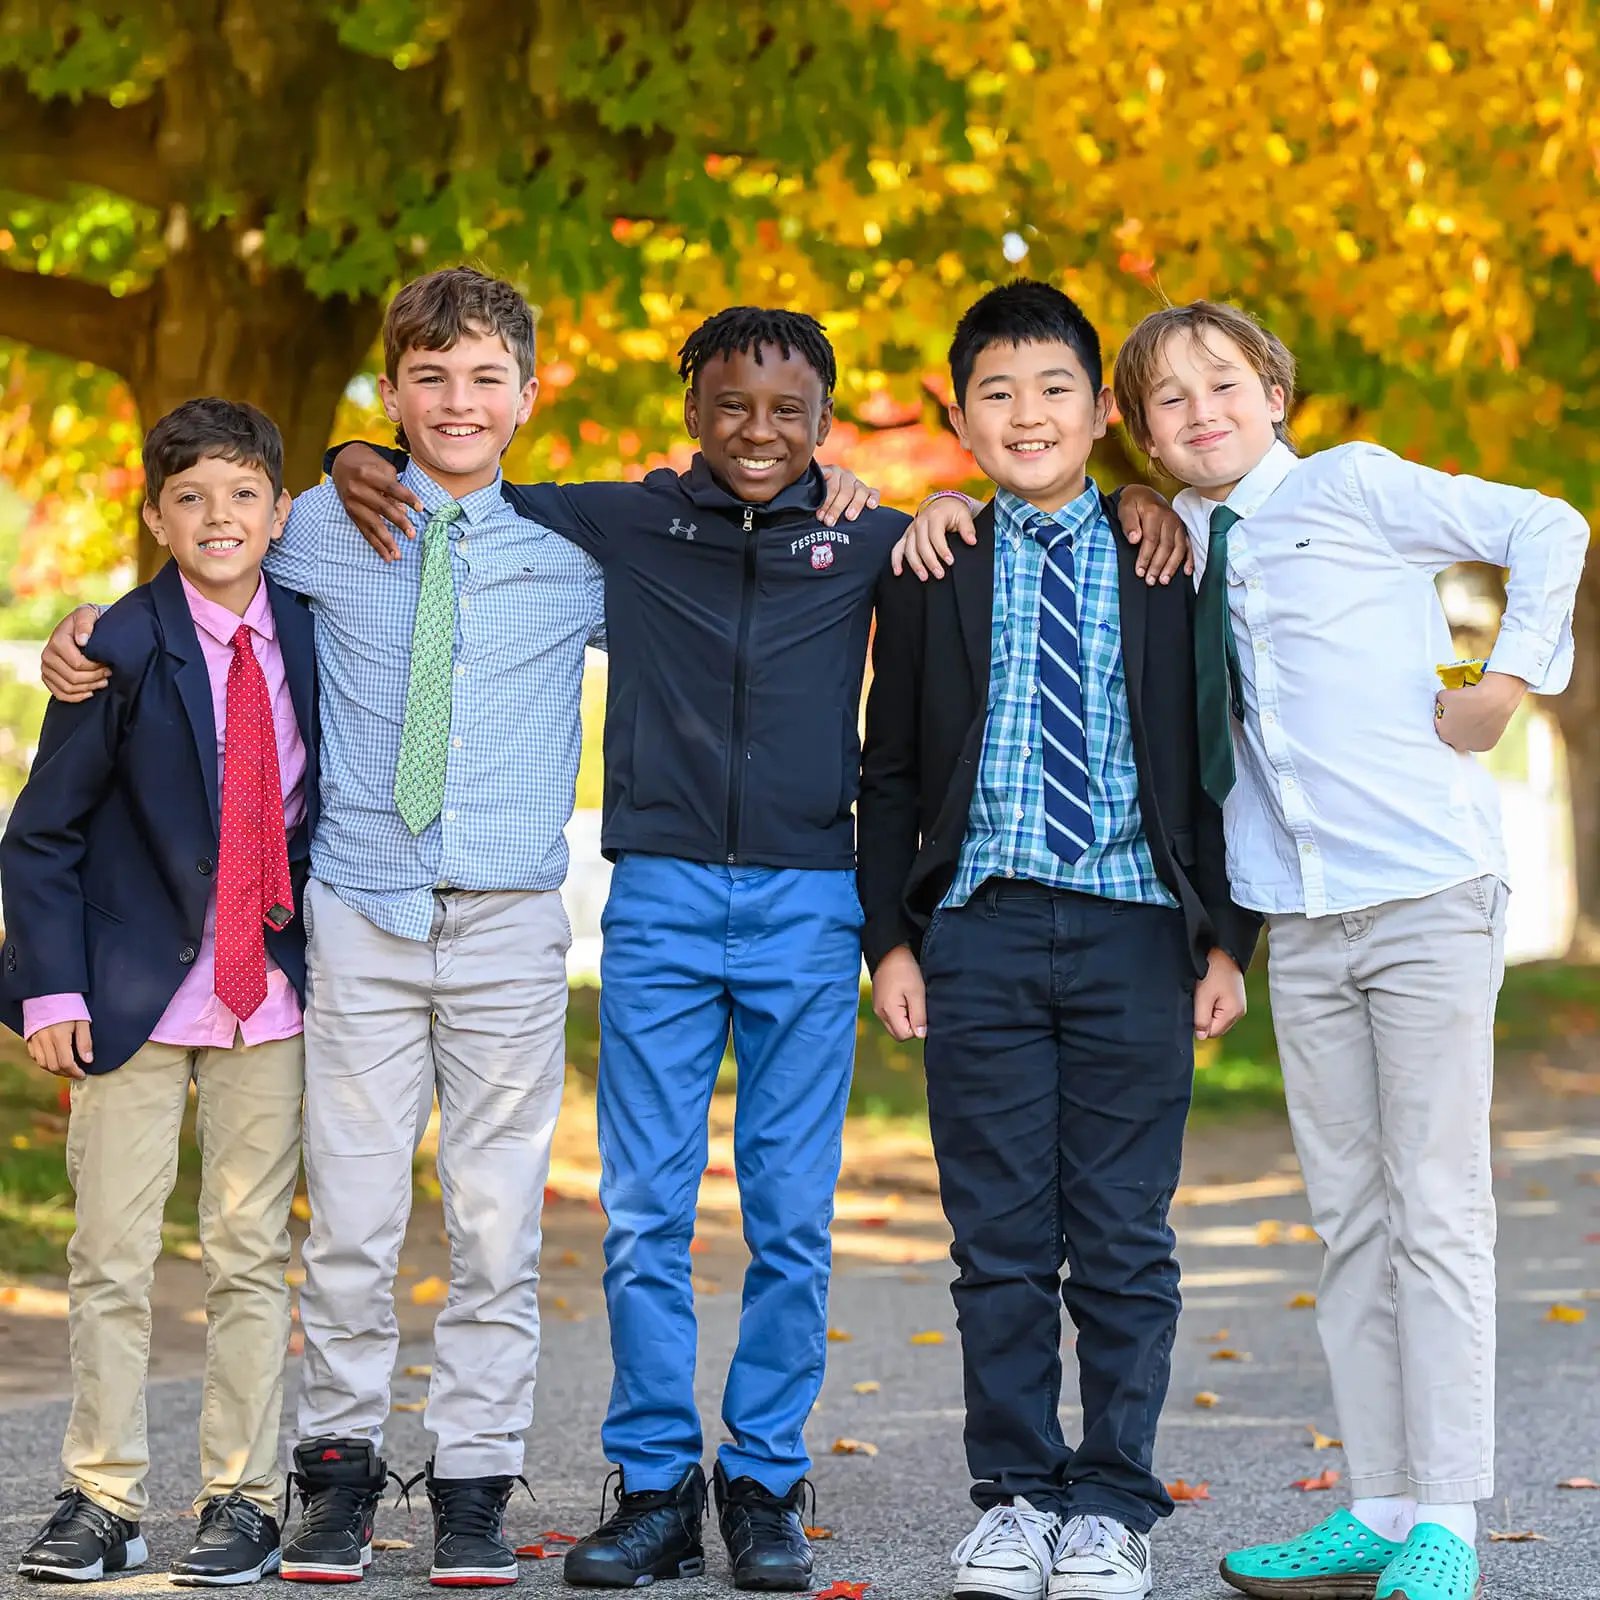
901, 299, 1589, 1600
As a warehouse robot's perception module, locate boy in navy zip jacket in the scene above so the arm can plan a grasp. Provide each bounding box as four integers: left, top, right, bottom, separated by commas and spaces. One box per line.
322, 309, 1190, 1594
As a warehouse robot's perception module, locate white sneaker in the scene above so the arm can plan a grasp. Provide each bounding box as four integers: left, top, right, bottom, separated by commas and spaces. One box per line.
952, 1498, 1064, 1600
1046, 1515, 1152, 1598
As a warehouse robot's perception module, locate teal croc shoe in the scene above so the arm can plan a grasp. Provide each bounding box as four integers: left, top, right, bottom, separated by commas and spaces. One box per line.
1219, 1509, 1402, 1598
1375, 1524, 1481, 1600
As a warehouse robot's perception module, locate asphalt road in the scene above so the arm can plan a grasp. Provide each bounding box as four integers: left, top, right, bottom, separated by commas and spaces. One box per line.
1, 1094, 1596, 1599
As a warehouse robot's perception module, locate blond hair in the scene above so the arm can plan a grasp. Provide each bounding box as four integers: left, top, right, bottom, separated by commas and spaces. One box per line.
1113, 301, 1296, 457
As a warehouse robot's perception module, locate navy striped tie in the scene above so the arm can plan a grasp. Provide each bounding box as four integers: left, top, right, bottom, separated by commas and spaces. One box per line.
1024, 510, 1095, 862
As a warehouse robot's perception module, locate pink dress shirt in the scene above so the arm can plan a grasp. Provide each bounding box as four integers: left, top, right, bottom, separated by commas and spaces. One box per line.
23, 574, 309, 1048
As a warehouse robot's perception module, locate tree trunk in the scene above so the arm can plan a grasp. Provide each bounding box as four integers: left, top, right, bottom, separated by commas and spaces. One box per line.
1551, 557, 1600, 959
125, 228, 383, 580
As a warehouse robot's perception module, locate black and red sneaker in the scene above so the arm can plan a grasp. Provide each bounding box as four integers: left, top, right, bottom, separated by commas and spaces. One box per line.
421, 1460, 523, 1587
280, 1439, 388, 1583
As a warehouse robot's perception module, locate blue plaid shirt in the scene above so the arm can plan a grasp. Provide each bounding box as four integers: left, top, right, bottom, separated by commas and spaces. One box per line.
267, 464, 605, 941
945, 484, 1175, 910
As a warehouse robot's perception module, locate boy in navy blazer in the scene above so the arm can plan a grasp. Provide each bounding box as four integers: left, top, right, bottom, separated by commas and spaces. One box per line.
2, 399, 319, 1588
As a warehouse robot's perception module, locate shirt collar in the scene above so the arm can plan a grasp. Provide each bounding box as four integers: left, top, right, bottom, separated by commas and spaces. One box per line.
180, 571, 275, 647
1176, 439, 1298, 527
400, 460, 506, 528
995, 480, 1103, 547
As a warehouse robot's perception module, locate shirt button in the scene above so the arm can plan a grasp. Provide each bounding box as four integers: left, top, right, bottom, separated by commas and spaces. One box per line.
179, 946, 196, 964
452, 737, 463, 749
1020, 749, 1031, 762
1300, 842, 1315, 855
444, 809, 457, 822
1264, 712, 1277, 726
461, 596, 471, 610
454, 664, 466, 677
437, 879, 450, 889
196, 857, 213, 876
459, 536, 468, 550
1015, 807, 1026, 822
1004, 867, 1016, 878
1283, 776, 1296, 789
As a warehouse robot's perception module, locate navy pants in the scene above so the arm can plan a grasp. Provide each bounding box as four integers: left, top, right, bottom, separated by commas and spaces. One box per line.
595, 855, 863, 1494
921, 879, 1195, 1533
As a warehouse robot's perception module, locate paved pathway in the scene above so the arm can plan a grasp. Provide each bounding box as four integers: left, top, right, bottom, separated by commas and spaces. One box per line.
1, 1090, 1596, 1598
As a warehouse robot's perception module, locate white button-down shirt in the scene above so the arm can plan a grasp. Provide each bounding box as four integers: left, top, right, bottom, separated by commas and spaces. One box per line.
1175, 440, 1589, 917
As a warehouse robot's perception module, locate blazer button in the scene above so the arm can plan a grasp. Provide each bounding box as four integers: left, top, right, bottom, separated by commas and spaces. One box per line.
179, 946, 196, 964
197, 857, 213, 876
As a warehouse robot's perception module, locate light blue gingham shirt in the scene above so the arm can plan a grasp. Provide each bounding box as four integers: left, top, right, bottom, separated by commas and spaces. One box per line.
266, 463, 605, 941
945, 483, 1175, 910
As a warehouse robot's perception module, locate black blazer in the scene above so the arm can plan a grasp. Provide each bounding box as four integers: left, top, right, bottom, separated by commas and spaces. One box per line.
857, 497, 1259, 979
0, 563, 320, 1073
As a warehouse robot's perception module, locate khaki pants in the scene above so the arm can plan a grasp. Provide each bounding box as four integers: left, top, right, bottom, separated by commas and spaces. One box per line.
62, 1035, 304, 1519
296, 881, 568, 1478
1267, 876, 1505, 1504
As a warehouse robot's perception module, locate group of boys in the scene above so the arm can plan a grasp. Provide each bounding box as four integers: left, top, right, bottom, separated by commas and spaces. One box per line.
0, 258, 1586, 1600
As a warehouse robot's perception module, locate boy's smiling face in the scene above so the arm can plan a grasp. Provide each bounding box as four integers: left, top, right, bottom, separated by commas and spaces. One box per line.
684, 343, 832, 505
1142, 328, 1285, 500
143, 453, 289, 615
950, 339, 1110, 513
380, 327, 537, 499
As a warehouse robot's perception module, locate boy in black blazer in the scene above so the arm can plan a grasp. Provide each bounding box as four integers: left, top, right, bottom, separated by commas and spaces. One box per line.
857, 283, 1259, 1600
1, 400, 319, 1587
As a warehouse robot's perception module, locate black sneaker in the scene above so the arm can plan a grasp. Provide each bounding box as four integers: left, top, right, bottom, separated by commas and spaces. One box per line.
563, 1464, 706, 1588
280, 1438, 387, 1583
171, 1494, 282, 1586
712, 1463, 815, 1592
17, 1489, 148, 1583
420, 1460, 521, 1587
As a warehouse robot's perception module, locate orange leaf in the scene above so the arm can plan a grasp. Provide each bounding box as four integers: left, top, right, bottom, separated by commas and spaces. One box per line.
290, 1194, 313, 1222
1287, 1292, 1317, 1309
1204, 1328, 1232, 1343
704, 1163, 735, 1179
393, 1400, 426, 1413
831, 1438, 879, 1457
1165, 1478, 1211, 1502
402, 1364, 432, 1378
1291, 1469, 1341, 1492
558, 1250, 583, 1268
410, 1275, 449, 1306
1288, 1224, 1320, 1244
909, 1330, 945, 1346
1193, 1391, 1220, 1408
814, 1584, 871, 1599
1488, 1529, 1546, 1542
1254, 1220, 1285, 1245
1557, 1477, 1600, 1490
372, 1539, 413, 1551
515, 1545, 557, 1560
1545, 1303, 1587, 1324
805, 1525, 835, 1539
539, 1532, 577, 1543
852, 1381, 881, 1395
827, 1328, 854, 1343
690, 1238, 708, 1255
1210, 1348, 1252, 1362
1306, 1427, 1342, 1450
858, 1216, 890, 1228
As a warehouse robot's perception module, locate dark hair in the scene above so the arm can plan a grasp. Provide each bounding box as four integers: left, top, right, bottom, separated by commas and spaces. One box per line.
384, 266, 538, 386
678, 307, 837, 394
143, 398, 284, 505
949, 280, 1103, 405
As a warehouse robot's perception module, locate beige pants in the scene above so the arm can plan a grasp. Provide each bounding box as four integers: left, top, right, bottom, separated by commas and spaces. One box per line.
61, 1035, 304, 1518
296, 881, 569, 1478
1267, 876, 1506, 1504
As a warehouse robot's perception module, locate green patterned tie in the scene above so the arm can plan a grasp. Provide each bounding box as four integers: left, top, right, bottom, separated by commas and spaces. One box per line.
1196, 503, 1245, 807
394, 500, 462, 834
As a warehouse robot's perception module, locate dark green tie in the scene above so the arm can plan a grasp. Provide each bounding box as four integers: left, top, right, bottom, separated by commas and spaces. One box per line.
1195, 504, 1244, 807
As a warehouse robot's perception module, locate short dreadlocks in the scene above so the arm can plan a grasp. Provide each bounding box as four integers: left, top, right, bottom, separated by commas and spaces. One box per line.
677, 307, 837, 394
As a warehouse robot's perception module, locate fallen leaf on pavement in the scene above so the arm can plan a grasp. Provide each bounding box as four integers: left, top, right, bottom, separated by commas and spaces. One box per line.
1210, 1348, 1252, 1362
403, 1364, 432, 1377
1166, 1479, 1211, 1502
1255, 1220, 1286, 1245
1545, 1304, 1587, 1324
827, 1329, 854, 1343
290, 1194, 312, 1221
393, 1400, 426, 1413
1583, 1233, 1600, 1244
805, 1526, 834, 1540
1488, 1530, 1546, 1543
542, 1185, 564, 1206
287, 1331, 305, 1356
1306, 1428, 1342, 1451
1526, 1181, 1550, 1199
1557, 1477, 1600, 1490
372, 1539, 413, 1551
285, 1268, 306, 1287
410, 1276, 448, 1306
690, 1238, 708, 1255
691, 1276, 721, 1295
515, 1545, 556, 1560
852, 1381, 881, 1395
1204, 1329, 1231, 1343
1287, 1293, 1317, 1309
1288, 1224, 1320, 1243
704, 1164, 735, 1179
1291, 1470, 1340, 1492
1193, 1392, 1220, 1409
558, 1250, 583, 1268
813, 1583, 871, 1599
831, 1438, 879, 1458
909, 1330, 945, 1346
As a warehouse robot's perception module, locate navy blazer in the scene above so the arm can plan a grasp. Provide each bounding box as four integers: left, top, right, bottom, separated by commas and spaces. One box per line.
0, 563, 320, 1073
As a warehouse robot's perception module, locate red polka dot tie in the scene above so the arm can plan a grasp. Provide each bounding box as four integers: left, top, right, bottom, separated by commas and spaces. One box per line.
215, 624, 294, 1021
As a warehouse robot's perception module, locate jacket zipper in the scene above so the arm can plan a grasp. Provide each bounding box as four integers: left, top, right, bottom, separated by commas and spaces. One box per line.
724, 504, 758, 862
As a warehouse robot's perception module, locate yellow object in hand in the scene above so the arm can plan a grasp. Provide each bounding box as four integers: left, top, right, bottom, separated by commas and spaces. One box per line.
1436, 658, 1487, 691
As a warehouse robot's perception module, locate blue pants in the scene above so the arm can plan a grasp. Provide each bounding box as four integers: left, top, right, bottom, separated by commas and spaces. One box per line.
596, 855, 863, 1494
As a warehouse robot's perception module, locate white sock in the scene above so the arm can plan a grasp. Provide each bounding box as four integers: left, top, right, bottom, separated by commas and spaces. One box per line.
1351, 1496, 1417, 1543
1415, 1503, 1477, 1545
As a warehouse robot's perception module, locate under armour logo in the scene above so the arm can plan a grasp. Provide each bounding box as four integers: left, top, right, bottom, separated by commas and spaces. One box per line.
668, 518, 697, 540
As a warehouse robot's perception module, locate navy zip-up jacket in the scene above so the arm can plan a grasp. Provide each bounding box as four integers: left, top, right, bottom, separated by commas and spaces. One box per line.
508, 457, 910, 869
340, 445, 910, 870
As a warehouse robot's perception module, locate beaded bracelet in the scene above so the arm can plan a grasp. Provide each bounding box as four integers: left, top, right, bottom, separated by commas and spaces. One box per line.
915, 488, 977, 516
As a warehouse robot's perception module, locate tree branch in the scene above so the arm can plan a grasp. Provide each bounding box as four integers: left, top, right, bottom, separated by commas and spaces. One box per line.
0, 266, 144, 378
0, 74, 168, 211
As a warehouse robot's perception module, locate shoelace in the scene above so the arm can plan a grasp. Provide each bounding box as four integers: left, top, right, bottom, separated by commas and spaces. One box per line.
425, 1475, 534, 1540
198, 1494, 266, 1543
725, 1477, 815, 1542
952, 1502, 1060, 1572
285, 1469, 403, 1535
1058, 1514, 1127, 1560
592, 1469, 705, 1535
42, 1490, 127, 1543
